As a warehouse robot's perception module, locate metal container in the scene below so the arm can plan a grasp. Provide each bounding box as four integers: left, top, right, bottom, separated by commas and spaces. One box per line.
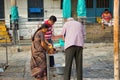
54, 64, 65, 75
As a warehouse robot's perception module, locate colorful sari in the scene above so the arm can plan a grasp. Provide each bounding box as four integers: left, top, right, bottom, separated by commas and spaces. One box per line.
30, 31, 47, 79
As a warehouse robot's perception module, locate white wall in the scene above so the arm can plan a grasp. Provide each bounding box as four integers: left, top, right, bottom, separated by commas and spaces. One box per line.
5, 0, 28, 23
44, 0, 62, 18
44, 0, 63, 36
4, 0, 63, 39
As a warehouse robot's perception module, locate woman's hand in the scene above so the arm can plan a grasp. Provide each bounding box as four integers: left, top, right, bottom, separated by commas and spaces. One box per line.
48, 48, 56, 54
48, 44, 53, 48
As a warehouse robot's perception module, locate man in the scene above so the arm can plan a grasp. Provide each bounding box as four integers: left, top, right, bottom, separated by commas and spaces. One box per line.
101, 9, 113, 29
61, 18, 86, 80
44, 15, 57, 67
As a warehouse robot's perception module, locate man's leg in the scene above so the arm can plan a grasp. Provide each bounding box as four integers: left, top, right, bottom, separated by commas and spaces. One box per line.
101, 19, 105, 29
64, 46, 76, 80
75, 46, 83, 80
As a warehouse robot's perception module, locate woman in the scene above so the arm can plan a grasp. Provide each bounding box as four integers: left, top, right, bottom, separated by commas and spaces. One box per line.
31, 24, 55, 80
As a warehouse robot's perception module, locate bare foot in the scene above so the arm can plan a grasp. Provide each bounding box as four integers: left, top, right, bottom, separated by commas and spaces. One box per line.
102, 26, 105, 29
43, 76, 47, 80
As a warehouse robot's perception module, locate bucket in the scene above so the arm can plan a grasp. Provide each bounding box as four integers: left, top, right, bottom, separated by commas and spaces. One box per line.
54, 64, 65, 75
59, 39, 64, 47
53, 39, 64, 47
0, 68, 4, 72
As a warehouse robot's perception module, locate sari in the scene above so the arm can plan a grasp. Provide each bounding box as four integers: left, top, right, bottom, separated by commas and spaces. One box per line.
31, 31, 47, 79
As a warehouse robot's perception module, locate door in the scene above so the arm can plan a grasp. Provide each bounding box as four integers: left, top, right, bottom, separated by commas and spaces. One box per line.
95, 0, 113, 17
86, 0, 96, 22
0, 0, 4, 19
86, 0, 113, 23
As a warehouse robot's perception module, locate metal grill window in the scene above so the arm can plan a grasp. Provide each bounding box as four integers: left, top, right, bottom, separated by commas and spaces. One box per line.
28, 0, 44, 21
86, 0, 93, 8
96, 0, 109, 8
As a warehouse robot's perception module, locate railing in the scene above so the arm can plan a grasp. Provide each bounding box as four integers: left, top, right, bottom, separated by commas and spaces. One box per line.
0, 36, 9, 72
0, 17, 118, 45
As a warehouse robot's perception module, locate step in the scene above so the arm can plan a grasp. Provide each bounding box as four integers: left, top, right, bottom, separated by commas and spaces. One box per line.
0, 39, 11, 43
0, 25, 6, 28
0, 31, 8, 35
0, 36, 11, 39
0, 28, 7, 31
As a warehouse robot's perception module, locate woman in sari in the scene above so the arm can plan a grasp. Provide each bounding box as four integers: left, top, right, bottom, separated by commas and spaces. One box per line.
31, 24, 55, 80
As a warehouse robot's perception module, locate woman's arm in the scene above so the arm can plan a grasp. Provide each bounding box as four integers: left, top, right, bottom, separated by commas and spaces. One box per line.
40, 32, 55, 54
45, 39, 52, 46
41, 41, 49, 51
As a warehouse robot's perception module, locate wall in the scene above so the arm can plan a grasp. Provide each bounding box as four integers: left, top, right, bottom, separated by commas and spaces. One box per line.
44, 0, 63, 36
44, 0, 62, 18
4, 0, 63, 39
4, 0, 28, 23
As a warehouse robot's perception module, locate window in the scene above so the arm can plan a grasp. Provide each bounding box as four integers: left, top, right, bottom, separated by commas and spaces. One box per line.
96, 0, 109, 8
28, 0, 44, 21
86, 0, 93, 8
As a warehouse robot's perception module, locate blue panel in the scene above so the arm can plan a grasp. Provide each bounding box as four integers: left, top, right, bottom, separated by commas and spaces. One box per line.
109, 0, 113, 15
96, 8, 107, 17
86, 8, 96, 23
77, 0, 86, 17
29, 8, 42, 13
86, 0, 96, 23
63, 0, 71, 18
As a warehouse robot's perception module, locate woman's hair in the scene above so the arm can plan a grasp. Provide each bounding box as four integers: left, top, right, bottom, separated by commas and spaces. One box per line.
32, 24, 49, 41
